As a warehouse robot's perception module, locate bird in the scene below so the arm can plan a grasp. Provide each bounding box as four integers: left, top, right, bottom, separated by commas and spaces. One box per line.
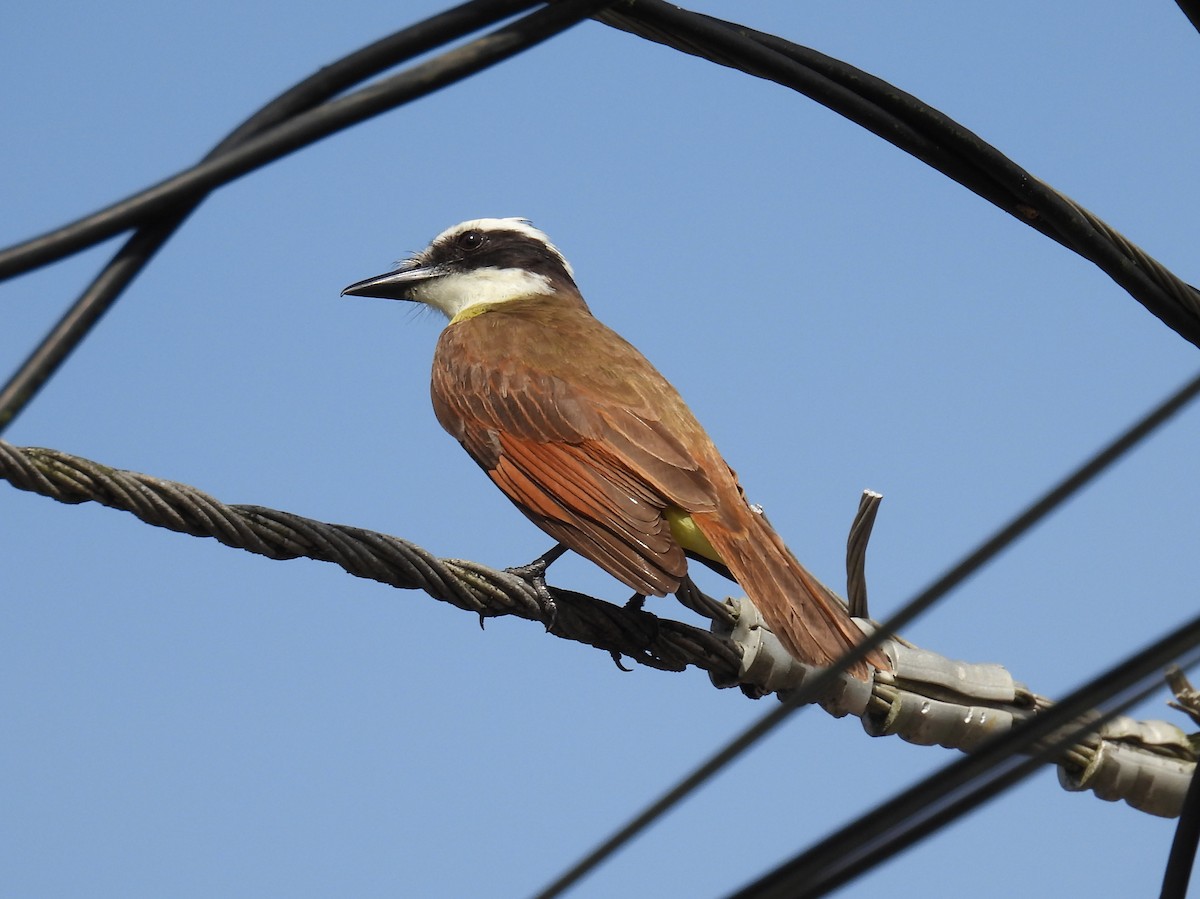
342, 217, 886, 680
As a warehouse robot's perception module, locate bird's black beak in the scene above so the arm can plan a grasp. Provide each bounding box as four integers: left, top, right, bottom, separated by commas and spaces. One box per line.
341, 263, 443, 301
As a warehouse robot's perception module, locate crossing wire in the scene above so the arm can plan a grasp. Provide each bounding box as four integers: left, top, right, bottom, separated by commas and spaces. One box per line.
729, 623, 1200, 898
4, 2, 1200, 434
531, 368, 1200, 899
0, 0, 607, 433
3, 2, 1199, 897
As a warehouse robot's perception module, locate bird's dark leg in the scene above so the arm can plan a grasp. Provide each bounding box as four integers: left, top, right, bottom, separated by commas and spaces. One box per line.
618, 593, 655, 670
505, 543, 568, 628
506, 542, 568, 581
624, 593, 647, 612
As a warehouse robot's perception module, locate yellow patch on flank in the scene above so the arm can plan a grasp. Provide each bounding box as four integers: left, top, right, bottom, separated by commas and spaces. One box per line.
666, 507, 722, 563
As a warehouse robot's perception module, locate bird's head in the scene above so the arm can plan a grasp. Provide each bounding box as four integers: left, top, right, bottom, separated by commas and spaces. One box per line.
341, 218, 577, 322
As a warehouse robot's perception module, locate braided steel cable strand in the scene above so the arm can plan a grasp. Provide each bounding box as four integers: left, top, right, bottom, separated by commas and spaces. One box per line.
0, 439, 741, 679
844, 490, 881, 620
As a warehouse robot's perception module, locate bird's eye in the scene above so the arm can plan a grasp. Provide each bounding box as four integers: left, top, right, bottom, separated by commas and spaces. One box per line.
456, 229, 485, 252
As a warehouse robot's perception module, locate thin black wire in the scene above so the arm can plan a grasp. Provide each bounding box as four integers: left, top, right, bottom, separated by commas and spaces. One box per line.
1176, 0, 1200, 35
0, 0, 577, 278
0, 0, 538, 433
596, 1, 1200, 347
731, 631, 1200, 898
0, 0, 608, 433
2, 1, 1196, 891
530, 370, 1200, 898
1161, 762, 1200, 898
6, 3, 1200, 434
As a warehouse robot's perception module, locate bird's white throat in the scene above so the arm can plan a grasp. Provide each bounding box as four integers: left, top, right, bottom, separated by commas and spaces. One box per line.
414, 267, 555, 321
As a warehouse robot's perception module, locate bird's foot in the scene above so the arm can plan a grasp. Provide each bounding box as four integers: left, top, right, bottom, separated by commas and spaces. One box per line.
506, 543, 568, 630
609, 650, 634, 672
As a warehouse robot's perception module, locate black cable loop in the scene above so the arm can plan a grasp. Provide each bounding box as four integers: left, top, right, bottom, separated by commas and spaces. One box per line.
4, 1, 1197, 439
595, 2, 1200, 346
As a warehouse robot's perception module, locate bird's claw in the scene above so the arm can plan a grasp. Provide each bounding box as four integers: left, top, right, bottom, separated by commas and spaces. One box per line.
506, 543, 567, 631
530, 578, 558, 631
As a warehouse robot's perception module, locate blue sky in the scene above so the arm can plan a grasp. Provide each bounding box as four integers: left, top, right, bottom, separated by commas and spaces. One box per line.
4, 2, 1200, 896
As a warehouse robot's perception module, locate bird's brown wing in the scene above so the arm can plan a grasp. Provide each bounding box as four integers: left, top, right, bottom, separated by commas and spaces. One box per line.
430, 316, 718, 595
490, 437, 685, 593
426, 298, 887, 678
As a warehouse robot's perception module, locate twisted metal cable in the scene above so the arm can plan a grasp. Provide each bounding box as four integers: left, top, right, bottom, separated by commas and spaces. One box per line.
844, 490, 881, 620
0, 439, 742, 680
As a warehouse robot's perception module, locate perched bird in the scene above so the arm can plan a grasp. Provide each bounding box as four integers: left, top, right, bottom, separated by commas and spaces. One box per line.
343, 218, 885, 679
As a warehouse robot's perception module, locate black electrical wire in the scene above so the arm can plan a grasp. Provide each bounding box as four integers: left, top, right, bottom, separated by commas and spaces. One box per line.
0, 0, 587, 280
1161, 760, 1200, 898
596, 1, 1200, 347
530, 369, 1200, 899
0, 0, 539, 433
7, 1, 1199, 433
8, 3, 1200, 435
0, 0, 608, 433
731, 628, 1200, 898
1176, 0, 1200, 35
4, 2, 1198, 890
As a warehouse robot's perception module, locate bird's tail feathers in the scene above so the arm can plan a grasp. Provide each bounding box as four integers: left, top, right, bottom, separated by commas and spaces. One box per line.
696, 505, 887, 681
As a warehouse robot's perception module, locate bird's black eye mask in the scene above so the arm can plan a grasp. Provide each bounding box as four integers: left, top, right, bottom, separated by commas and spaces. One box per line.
435, 229, 575, 288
